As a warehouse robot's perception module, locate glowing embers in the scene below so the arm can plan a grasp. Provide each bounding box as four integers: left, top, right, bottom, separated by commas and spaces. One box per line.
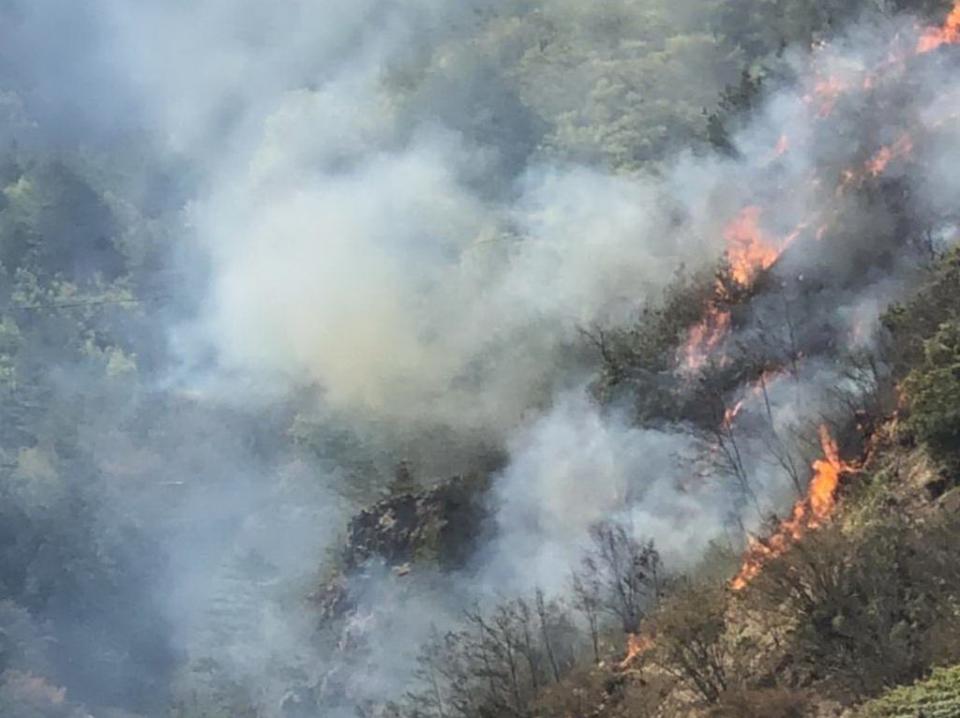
917, 1, 960, 54
730, 425, 853, 592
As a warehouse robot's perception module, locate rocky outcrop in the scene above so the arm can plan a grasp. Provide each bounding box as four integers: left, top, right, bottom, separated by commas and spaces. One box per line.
343, 472, 492, 572
308, 472, 493, 714
313, 472, 492, 625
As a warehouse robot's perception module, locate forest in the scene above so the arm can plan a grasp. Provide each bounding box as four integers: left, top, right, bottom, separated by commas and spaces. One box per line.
0, 0, 959, 716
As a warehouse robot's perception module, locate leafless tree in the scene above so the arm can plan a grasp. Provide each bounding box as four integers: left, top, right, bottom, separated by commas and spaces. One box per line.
576, 521, 663, 635
400, 594, 580, 718
696, 365, 765, 520
654, 581, 732, 704
570, 570, 603, 663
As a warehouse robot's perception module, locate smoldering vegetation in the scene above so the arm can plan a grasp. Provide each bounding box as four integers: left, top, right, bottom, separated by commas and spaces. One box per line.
0, 0, 958, 717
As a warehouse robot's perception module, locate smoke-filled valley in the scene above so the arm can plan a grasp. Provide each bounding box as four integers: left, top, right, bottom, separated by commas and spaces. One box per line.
2, 1, 960, 716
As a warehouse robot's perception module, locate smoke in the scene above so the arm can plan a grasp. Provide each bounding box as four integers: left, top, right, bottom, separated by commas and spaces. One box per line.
1, 0, 960, 716
88, 0, 738, 442
181, 126, 708, 437
480, 392, 720, 593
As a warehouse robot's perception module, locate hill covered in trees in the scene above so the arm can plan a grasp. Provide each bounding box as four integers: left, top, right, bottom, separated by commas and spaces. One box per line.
0, 0, 958, 717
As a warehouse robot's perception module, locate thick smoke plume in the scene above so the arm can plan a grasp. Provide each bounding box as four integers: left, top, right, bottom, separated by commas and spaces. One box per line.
0, 1, 959, 716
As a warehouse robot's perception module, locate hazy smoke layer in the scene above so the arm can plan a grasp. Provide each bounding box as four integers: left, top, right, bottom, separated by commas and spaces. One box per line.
1, 1, 959, 716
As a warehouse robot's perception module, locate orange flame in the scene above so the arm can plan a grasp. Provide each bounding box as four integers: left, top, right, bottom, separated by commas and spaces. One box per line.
681, 209, 797, 373
731, 425, 852, 591
722, 399, 745, 430
619, 632, 655, 669
797, 3, 960, 133
725, 207, 781, 286
837, 132, 915, 196
681, 0, 954, 376
917, 2, 960, 54
865, 133, 914, 176
722, 370, 787, 430
682, 308, 731, 372
775, 134, 789, 155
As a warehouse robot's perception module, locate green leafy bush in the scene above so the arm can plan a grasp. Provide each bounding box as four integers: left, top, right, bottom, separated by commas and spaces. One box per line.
859, 665, 960, 718
883, 247, 960, 378
743, 512, 960, 699
903, 321, 960, 469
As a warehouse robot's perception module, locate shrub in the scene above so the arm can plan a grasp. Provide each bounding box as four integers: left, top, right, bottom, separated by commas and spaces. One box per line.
882, 246, 960, 378
652, 581, 733, 704
902, 320, 960, 470
743, 512, 960, 699
533, 664, 674, 718
858, 665, 960, 718
708, 687, 811, 718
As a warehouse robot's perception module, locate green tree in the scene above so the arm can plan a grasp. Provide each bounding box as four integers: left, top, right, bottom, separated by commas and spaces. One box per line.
903, 320, 960, 469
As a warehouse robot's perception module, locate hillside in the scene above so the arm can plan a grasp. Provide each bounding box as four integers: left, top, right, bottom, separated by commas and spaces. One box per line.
0, 1, 958, 717
339, 245, 959, 718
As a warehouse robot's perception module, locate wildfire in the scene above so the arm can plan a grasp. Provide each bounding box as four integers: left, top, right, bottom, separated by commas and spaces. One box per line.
837, 132, 916, 196
865, 133, 914, 176
619, 632, 655, 669
722, 399, 745, 429
797, 2, 960, 135
806, 75, 847, 117
731, 425, 852, 591
681, 209, 793, 373
917, 2, 960, 54
722, 370, 787, 430
725, 207, 781, 286
680, 4, 953, 377
678, 0, 958, 593
682, 307, 731, 372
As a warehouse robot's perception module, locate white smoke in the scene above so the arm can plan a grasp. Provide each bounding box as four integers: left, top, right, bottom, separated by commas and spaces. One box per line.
123, 4, 960, 711
480, 391, 721, 594
3, 0, 960, 715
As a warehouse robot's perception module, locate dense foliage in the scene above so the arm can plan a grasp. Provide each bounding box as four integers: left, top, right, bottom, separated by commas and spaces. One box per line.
885, 248, 960, 469
859, 665, 960, 718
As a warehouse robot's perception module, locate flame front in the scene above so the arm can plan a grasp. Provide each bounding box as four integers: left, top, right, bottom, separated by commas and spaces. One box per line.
679, 0, 958, 595
772, 133, 790, 160
731, 425, 851, 591
681, 209, 794, 372
725, 207, 781, 286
